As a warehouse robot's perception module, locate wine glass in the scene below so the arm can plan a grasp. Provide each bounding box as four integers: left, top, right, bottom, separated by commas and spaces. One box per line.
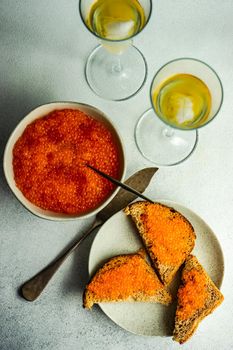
79, 0, 152, 101
135, 58, 223, 166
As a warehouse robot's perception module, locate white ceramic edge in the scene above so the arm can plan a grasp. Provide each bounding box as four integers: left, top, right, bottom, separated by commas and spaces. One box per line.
3, 101, 126, 221
88, 199, 225, 337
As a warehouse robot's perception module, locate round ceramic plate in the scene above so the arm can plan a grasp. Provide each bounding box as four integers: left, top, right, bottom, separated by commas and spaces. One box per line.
88, 200, 224, 336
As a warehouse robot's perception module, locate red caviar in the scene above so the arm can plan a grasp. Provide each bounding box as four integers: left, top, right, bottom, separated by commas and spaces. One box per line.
177, 268, 208, 320
87, 254, 163, 300
142, 204, 195, 266
13, 109, 121, 214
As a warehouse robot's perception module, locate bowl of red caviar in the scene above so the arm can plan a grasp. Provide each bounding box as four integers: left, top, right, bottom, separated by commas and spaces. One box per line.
3, 102, 126, 220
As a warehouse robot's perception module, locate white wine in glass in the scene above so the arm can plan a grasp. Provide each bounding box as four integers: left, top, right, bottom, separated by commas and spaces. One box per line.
135, 58, 223, 166
86, 0, 146, 40
79, 0, 152, 101
152, 73, 212, 129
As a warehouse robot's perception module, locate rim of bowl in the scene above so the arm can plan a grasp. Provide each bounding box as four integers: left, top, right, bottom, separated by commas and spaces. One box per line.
3, 101, 126, 221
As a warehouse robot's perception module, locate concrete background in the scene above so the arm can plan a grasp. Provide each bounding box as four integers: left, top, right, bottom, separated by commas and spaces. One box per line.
0, 1, 233, 349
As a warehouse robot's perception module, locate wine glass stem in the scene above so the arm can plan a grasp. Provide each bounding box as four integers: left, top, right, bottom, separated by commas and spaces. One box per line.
101, 38, 132, 51
100, 39, 133, 75
163, 127, 174, 138
112, 57, 122, 74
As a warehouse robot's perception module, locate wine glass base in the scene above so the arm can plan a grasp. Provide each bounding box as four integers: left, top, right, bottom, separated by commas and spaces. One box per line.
85, 45, 147, 101
135, 109, 198, 166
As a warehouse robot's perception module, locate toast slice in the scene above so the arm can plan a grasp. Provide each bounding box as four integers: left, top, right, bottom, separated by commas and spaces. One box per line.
83, 249, 172, 309
124, 201, 196, 285
173, 255, 224, 344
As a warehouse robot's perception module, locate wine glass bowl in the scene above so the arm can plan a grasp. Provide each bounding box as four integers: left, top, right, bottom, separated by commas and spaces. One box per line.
79, 0, 152, 101
150, 58, 223, 130
135, 58, 223, 166
80, 0, 152, 42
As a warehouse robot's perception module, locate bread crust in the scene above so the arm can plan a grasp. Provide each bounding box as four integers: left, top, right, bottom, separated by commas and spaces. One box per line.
83, 249, 172, 309
173, 255, 224, 344
124, 201, 196, 285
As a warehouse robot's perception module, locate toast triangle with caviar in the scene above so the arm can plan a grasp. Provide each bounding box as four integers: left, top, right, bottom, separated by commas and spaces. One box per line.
124, 201, 196, 285
83, 249, 172, 309
173, 255, 224, 344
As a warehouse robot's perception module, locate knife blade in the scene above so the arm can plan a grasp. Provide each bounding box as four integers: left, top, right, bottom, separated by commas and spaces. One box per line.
21, 167, 158, 301
87, 164, 154, 206
97, 167, 157, 222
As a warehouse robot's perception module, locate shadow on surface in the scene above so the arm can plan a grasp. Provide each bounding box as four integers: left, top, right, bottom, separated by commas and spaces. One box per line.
62, 226, 100, 295
161, 268, 182, 336
17, 221, 100, 302
0, 9, 89, 61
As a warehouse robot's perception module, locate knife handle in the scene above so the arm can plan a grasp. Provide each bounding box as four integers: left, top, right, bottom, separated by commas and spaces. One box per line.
20, 218, 102, 301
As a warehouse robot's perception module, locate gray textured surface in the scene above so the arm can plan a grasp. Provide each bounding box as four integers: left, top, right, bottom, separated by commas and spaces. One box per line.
0, 1, 233, 349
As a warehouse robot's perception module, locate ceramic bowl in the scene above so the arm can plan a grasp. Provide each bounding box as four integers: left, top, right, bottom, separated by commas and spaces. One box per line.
3, 102, 126, 221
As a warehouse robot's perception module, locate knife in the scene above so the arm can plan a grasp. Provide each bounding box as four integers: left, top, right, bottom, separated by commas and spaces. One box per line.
21, 167, 158, 301
87, 164, 154, 203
